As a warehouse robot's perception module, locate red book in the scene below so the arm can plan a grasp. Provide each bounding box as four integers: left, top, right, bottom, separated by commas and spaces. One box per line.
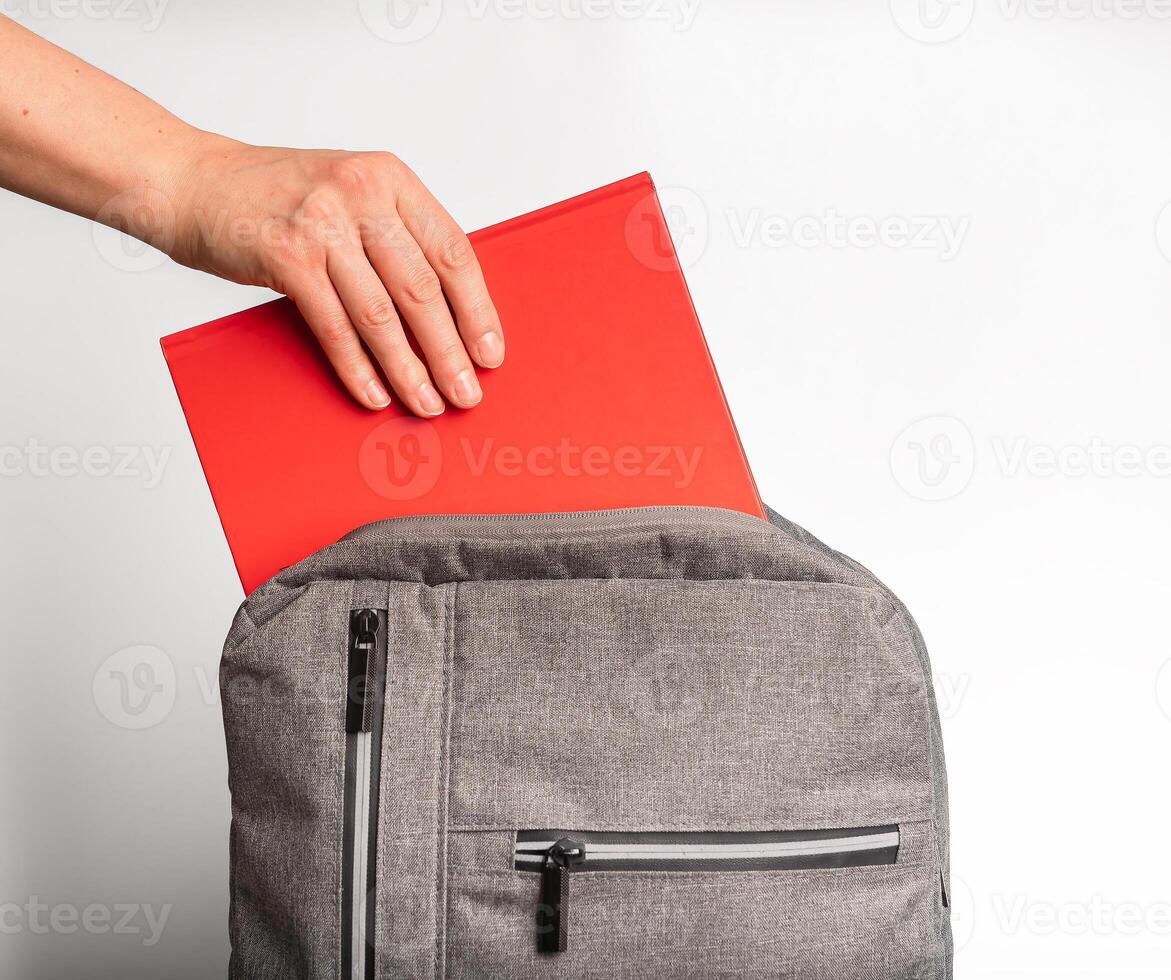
162, 173, 763, 594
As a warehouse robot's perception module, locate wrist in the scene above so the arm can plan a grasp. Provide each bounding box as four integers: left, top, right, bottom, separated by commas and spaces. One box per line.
89, 118, 220, 258
159, 127, 242, 266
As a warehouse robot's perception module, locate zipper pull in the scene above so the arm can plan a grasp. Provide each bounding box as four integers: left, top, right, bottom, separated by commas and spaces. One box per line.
346, 609, 379, 733
537, 838, 585, 955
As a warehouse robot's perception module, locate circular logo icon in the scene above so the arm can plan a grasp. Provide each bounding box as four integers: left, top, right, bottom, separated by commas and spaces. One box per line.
1156, 658, 1171, 721
619, 644, 738, 728
890, 0, 974, 44
359, 416, 442, 500
92, 188, 175, 273
93, 645, 177, 730
948, 873, 976, 953
644, 653, 702, 725
357, 0, 443, 42
1155, 201, 1171, 264
624, 186, 709, 272
889, 415, 975, 502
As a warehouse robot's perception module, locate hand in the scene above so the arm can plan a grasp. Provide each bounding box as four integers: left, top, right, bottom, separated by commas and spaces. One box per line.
0, 17, 502, 415
168, 137, 504, 415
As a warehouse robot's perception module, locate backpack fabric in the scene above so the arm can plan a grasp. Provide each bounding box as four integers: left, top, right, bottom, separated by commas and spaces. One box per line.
221, 506, 952, 979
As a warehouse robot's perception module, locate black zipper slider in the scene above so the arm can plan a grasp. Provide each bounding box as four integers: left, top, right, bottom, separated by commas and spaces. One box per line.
537, 837, 585, 955
346, 609, 379, 733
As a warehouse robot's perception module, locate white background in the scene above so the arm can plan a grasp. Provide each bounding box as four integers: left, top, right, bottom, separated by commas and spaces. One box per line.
2, 1, 1170, 977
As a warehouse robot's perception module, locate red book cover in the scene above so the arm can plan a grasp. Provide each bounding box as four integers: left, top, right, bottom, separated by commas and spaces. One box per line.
162, 173, 763, 594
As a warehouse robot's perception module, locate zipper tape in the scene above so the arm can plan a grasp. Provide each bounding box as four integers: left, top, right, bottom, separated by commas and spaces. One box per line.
516, 826, 900, 872
342, 609, 388, 980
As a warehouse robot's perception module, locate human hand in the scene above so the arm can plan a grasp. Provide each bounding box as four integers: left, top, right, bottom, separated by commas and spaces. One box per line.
169, 138, 504, 415
0, 17, 501, 416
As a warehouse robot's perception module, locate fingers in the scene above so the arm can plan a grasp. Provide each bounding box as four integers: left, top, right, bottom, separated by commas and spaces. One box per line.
364, 218, 484, 409
286, 273, 391, 412
325, 244, 446, 417
394, 181, 505, 371
276, 152, 505, 415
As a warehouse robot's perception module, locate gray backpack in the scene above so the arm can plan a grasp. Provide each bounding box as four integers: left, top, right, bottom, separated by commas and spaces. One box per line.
221, 506, 952, 979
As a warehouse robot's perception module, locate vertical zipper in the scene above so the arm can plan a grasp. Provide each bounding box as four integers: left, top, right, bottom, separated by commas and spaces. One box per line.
342, 608, 387, 980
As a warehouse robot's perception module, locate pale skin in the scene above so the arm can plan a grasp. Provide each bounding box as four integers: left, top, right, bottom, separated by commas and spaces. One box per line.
0, 15, 504, 417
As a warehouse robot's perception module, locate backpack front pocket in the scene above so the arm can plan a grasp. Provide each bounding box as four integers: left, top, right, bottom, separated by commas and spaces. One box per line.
515, 826, 900, 954
444, 825, 936, 980
440, 577, 944, 977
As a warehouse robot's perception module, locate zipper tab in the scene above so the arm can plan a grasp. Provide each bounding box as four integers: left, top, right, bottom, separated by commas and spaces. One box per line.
346, 609, 378, 734
537, 838, 585, 955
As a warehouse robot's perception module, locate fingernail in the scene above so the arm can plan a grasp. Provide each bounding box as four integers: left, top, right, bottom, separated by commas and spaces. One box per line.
476, 331, 504, 368
418, 382, 445, 416
453, 369, 482, 407
366, 378, 391, 409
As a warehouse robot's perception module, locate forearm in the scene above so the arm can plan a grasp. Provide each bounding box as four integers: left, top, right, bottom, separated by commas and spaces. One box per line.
0, 15, 208, 242
1, 14, 504, 416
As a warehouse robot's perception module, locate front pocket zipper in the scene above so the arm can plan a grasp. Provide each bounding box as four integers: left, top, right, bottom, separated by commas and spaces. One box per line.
342, 608, 388, 980
516, 826, 900, 955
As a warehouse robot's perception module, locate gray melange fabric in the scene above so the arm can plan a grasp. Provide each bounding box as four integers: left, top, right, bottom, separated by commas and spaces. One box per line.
222, 506, 952, 979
